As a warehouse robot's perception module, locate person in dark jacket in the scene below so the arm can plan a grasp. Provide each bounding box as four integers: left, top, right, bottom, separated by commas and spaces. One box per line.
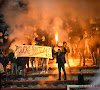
53, 47, 67, 80
0, 54, 9, 81
78, 69, 85, 85
8, 49, 17, 79
40, 36, 47, 46
17, 57, 27, 80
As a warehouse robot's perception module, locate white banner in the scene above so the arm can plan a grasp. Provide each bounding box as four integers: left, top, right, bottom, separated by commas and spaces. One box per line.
15, 45, 53, 59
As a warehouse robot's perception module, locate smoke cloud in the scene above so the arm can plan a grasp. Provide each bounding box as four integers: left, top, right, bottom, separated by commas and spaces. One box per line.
87, 68, 100, 90
1, 0, 100, 50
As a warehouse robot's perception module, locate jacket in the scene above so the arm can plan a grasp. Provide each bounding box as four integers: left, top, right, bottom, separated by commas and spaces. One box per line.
0, 56, 9, 67
8, 52, 16, 63
53, 47, 67, 65
17, 57, 28, 69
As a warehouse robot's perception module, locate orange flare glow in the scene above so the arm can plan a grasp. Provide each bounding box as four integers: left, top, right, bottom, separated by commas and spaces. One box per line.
55, 32, 58, 44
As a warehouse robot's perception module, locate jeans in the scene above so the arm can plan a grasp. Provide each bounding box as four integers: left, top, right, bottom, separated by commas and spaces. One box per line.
30, 57, 36, 72
26, 60, 29, 69
35, 57, 39, 71
58, 63, 66, 80
17, 66, 26, 78
11, 63, 17, 78
92, 52, 97, 65
41, 58, 49, 71
4, 67, 8, 79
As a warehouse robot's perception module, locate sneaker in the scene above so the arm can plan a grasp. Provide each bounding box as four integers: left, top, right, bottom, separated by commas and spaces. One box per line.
22, 78, 25, 81
58, 78, 61, 80
40, 71, 45, 74
64, 78, 67, 80
45, 71, 48, 73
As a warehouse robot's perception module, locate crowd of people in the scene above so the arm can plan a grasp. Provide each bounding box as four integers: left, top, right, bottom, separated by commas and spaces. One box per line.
0, 34, 69, 84
0, 30, 99, 88
68, 29, 100, 66
0, 33, 49, 81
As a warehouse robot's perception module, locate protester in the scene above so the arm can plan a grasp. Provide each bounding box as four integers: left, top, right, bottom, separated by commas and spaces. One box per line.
41, 58, 49, 73
34, 33, 41, 71
34, 32, 41, 45
63, 41, 71, 72
41, 36, 49, 73
17, 57, 27, 80
53, 47, 67, 80
0, 54, 9, 81
22, 44, 29, 69
78, 39, 86, 66
24, 57, 29, 73
30, 57, 36, 73
79, 49, 85, 66
31, 36, 37, 72
8, 49, 17, 79
78, 69, 85, 85
91, 46, 98, 65
0, 61, 4, 88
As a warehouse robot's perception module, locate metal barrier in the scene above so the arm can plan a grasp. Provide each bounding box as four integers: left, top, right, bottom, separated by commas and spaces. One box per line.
67, 85, 100, 90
